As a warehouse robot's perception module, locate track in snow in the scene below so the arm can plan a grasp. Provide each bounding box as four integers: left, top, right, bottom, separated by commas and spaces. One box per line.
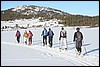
1, 42, 98, 66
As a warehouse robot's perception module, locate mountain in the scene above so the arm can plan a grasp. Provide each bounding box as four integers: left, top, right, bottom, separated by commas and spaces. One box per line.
1, 5, 99, 26
1, 5, 69, 20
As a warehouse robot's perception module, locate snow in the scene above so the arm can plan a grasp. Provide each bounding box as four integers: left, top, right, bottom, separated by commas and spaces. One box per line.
11, 5, 65, 16
52, 10, 63, 15
1, 26, 99, 66
12, 5, 32, 11
1, 18, 62, 28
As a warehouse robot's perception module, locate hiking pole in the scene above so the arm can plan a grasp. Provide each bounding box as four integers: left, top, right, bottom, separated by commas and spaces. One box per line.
32, 37, 34, 45
41, 36, 43, 46
23, 37, 24, 44
74, 41, 78, 56
59, 39, 61, 52
82, 40, 88, 56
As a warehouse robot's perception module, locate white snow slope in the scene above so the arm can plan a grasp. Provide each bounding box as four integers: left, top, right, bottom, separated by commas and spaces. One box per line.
1, 27, 99, 66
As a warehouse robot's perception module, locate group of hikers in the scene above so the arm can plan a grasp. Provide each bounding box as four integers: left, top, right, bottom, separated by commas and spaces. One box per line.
41, 28, 54, 48
15, 27, 83, 55
15, 30, 33, 45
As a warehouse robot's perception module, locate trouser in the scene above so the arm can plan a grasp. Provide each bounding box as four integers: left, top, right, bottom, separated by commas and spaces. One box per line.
48, 36, 53, 48
24, 37, 28, 44
43, 36, 47, 46
17, 37, 20, 43
76, 41, 82, 53
60, 37, 67, 50
28, 38, 32, 45
76, 47, 81, 53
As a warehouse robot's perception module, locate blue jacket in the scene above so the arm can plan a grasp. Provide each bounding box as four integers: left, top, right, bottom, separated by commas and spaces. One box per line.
41, 29, 48, 36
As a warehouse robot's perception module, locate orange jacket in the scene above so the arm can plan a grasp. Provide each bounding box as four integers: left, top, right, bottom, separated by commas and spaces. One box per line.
23, 32, 28, 38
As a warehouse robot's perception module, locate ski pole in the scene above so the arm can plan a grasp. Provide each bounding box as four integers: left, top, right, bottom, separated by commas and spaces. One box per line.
59, 39, 61, 47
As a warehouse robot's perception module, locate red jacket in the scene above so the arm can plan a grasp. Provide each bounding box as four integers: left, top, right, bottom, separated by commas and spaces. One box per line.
16, 32, 18, 36
16, 31, 20, 37
28, 32, 33, 38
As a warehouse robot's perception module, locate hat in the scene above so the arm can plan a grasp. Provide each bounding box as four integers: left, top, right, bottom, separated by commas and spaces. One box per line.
76, 27, 80, 30
61, 27, 64, 30
49, 28, 51, 30
44, 27, 46, 29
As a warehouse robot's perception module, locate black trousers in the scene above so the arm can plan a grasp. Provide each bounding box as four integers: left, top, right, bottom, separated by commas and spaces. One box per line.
76, 41, 82, 53
43, 36, 47, 46
29, 38, 32, 43
17, 37, 20, 43
76, 47, 81, 53
48, 36, 53, 47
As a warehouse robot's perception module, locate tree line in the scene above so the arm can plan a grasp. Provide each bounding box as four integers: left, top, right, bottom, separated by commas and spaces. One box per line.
1, 9, 99, 27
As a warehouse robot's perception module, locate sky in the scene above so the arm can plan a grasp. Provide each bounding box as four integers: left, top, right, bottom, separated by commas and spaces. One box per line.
1, 1, 99, 16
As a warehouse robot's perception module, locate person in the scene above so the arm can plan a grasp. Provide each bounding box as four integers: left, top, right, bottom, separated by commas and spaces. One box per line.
15, 30, 21, 43
47, 28, 54, 48
59, 27, 67, 50
28, 30, 33, 45
73, 27, 83, 55
41, 27, 48, 46
23, 30, 28, 44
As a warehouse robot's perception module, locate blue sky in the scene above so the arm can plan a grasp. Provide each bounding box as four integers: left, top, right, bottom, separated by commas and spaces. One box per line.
1, 1, 99, 16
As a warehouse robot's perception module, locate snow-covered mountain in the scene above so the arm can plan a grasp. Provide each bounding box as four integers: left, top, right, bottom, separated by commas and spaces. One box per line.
1, 5, 99, 27
1, 5, 70, 29
1, 5, 69, 21
11, 5, 68, 15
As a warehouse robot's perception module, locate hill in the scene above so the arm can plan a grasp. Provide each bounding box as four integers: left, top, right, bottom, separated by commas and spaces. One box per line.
1, 5, 99, 26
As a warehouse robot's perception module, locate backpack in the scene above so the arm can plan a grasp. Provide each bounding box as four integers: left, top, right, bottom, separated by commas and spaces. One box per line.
60, 30, 66, 38
76, 32, 82, 41
17, 31, 21, 37
48, 30, 54, 36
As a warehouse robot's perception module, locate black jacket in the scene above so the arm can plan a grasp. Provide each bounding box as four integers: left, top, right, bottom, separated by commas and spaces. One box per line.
73, 31, 83, 42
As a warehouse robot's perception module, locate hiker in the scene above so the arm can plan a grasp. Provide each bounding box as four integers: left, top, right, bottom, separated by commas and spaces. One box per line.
28, 30, 33, 45
59, 27, 67, 50
15, 30, 21, 43
23, 30, 28, 44
41, 27, 48, 46
73, 27, 83, 55
47, 28, 54, 48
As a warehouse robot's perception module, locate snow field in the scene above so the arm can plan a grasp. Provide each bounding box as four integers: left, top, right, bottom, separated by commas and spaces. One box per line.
1, 27, 99, 66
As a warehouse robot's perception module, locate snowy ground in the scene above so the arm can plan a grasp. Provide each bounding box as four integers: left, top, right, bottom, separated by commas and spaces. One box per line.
1, 27, 99, 66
